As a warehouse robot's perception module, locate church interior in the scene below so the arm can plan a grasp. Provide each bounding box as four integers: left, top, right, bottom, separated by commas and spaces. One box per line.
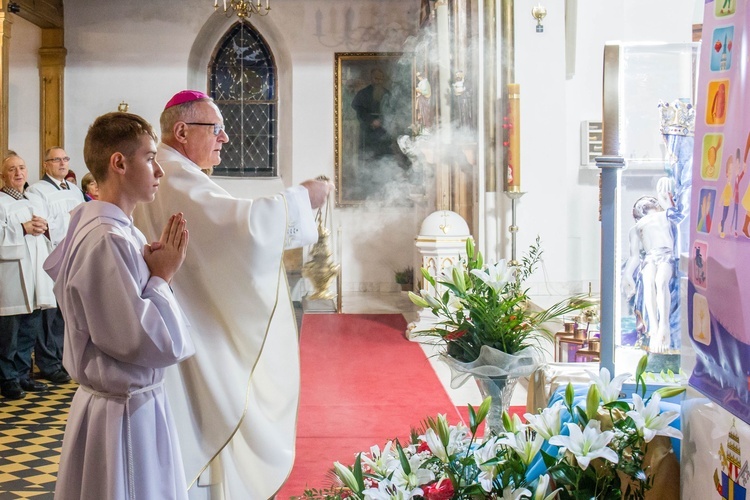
3, 0, 747, 498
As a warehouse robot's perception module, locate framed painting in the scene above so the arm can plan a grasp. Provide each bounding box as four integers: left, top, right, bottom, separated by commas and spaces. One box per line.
334, 52, 416, 206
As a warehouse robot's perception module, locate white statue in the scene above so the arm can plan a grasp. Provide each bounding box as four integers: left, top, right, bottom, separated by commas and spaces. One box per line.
623, 179, 675, 353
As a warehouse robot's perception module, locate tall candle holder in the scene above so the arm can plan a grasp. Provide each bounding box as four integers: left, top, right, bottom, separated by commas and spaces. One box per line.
503, 83, 523, 265
505, 191, 525, 266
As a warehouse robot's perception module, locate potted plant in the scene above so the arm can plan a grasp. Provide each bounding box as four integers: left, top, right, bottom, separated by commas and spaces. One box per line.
395, 266, 415, 292
408, 237, 594, 433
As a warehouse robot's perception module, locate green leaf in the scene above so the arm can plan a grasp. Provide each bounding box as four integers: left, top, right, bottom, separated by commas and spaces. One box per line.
352, 454, 365, 493
576, 406, 589, 425
603, 400, 631, 412
396, 441, 411, 475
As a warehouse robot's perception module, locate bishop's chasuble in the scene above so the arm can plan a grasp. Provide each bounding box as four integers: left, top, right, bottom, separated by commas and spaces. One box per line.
133, 144, 317, 499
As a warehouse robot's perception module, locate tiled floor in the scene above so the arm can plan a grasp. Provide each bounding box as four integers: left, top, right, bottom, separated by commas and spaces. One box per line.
0, 381, 75, 499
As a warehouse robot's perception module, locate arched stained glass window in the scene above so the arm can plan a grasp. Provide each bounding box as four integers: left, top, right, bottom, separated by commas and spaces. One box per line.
209, 22, 277, 177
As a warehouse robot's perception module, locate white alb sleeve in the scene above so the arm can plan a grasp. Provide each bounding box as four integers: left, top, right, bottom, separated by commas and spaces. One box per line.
283, 185, 318, 249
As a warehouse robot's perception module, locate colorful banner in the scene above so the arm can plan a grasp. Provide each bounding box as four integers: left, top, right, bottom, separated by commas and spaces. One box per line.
689, 0, 750, 423
682, 399, 750, 499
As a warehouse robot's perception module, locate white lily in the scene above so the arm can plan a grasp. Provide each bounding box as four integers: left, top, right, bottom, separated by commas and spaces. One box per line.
626, 393, 683, 443
548, 420, 619, 470
473, 436, 500, 492
586, 367, 632, 404
439, 264, 466, 287
361, 441, 398, 476
422, 428, 448, 462
391, 454, 434, 490
363, 478, 422, 500
524, 401, 564, 440
419, 290, 443, 310
497, 429, 543, 466
470, 260, 514, 293
533, 474, 563, 500
501, 485, 532, 500
333, 461, 359, 492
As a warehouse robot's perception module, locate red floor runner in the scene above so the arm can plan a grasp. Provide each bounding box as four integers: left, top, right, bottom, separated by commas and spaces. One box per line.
277, 313, 462, 498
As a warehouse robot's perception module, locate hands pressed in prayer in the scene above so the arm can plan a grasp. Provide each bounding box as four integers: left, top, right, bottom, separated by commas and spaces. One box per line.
143, 212, 189, 283
23, 215, 49, 237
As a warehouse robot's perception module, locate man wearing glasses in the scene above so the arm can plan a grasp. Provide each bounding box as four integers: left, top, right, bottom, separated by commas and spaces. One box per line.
26, 147, 84, 386
134, 90, 332, 499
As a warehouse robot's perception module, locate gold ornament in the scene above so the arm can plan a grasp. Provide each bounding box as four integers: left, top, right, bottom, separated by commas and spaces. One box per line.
302, 177, 339, 300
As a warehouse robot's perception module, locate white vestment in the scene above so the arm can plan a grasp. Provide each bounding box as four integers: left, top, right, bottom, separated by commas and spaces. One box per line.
26, 176, 85, 247
133, 144, 317, 499
0, 191, 56, 315
45, 201, 195, 500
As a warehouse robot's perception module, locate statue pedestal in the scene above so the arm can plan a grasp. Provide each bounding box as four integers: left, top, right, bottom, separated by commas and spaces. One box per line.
302, 295, 337, 314
407, 210, 471, 340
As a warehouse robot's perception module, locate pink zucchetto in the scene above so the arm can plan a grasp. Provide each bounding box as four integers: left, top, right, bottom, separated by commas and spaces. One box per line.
164, 90, 211, 110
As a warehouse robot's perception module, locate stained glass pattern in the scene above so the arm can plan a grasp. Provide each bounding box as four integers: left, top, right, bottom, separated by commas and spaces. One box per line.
210, 22, 277, 177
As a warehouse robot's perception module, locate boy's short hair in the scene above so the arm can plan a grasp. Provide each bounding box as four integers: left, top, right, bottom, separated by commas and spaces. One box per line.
83, 112, 157, 183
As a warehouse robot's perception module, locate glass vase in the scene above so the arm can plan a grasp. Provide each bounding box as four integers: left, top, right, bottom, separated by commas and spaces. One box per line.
474, 375, 518, 435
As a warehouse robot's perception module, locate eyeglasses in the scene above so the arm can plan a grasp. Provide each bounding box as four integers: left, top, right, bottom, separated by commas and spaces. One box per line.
185, 122, 225, 136
45, 157, 70, 164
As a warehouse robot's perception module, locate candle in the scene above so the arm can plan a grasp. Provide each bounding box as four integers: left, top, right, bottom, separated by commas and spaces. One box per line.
505, 83, 521, 192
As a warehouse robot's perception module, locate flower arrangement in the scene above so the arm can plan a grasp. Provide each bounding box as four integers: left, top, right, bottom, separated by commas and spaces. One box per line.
299, 355, 684, 500
408, 237, 590, 364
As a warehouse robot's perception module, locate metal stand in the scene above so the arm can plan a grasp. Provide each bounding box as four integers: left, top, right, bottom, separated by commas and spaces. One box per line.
505, 191, 525, 265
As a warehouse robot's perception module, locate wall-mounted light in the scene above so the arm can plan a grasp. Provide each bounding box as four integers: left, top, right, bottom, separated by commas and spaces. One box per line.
531, 4, 547, 33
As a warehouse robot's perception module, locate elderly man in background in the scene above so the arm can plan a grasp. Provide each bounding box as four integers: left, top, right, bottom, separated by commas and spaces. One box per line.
26, 147, 84, 385
134, 90, 331, 499
0, 153, 56, 399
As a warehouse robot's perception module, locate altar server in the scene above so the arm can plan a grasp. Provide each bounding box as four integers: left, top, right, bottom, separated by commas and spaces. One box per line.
134, 90, 331, 499
46, 112, 194, 499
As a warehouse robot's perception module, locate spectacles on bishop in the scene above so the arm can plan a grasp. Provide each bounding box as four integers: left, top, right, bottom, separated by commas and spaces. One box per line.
185, 122, 225, 136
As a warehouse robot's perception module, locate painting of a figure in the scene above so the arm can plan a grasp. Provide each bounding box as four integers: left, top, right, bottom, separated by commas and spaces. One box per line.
335, 52, 415, 206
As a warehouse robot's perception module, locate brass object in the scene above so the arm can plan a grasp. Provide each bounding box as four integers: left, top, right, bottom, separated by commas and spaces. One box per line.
117, 101, 129, 113
214, 0, 270, 19
531, 4, 547, 32
302, 176, 339, 300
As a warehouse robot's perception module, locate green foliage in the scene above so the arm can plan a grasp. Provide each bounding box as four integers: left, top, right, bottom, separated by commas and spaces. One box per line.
394, 266, 414, 284
410, 237, 594, 362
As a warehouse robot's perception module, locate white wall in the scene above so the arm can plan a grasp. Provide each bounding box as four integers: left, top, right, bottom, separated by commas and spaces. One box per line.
513, 0, 696, 305
6, 0, 700, 295
8, 15, 41, 181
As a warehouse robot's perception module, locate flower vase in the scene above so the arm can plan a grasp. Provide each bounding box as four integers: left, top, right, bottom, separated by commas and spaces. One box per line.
474, 375, 518, 435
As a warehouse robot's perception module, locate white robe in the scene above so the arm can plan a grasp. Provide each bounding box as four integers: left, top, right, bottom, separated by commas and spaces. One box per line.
0, 191, 56, 315
133, 144, 317, 499
26, 176, 85, 247
45, 201, 195, 500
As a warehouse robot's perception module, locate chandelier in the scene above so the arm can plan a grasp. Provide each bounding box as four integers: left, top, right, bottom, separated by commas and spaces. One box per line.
213, 0, 271, 19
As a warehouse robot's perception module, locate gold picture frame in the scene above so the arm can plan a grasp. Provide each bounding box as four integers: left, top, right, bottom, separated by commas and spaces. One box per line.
334, 52, 416, 206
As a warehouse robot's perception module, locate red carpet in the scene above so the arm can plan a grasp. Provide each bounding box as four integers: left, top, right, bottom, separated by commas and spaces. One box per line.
277, 314, 462, 498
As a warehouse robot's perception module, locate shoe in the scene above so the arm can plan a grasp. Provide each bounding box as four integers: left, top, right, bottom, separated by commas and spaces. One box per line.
20, 378, 48, 392
40, 369, 71, 384
1, 380, 26, 400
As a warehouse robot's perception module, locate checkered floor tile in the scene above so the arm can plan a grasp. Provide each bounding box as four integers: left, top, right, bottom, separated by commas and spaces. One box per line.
0, 381, 74, 498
